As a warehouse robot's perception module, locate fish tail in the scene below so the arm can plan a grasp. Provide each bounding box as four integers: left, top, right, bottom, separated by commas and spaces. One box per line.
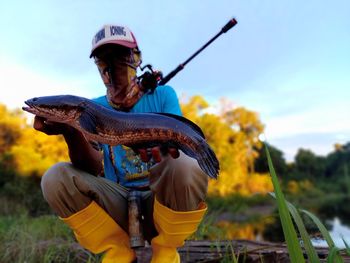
197, 143, 220, 179
182, 141, 220, 179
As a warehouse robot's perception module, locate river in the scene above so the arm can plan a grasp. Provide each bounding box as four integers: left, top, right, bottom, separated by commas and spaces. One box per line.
312, 217, 350, 248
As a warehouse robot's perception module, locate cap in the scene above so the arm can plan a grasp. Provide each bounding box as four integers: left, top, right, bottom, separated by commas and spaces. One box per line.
90, 24, 138, 57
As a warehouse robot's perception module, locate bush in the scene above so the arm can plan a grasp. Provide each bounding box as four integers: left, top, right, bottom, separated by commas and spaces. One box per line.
0, 170, 51, 216
0, 214, 100, 263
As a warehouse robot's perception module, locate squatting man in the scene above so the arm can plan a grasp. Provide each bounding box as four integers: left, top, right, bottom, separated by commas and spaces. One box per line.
34, 24, 211, 263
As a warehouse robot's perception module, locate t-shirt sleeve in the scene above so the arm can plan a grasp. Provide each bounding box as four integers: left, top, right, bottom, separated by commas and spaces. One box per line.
159, 85, 182, 116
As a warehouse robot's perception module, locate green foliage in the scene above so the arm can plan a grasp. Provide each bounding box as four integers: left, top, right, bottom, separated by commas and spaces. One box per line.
266, 145, 348, 262
265, 144, 306, 263
342, 237, 350, 256
0, 156, 16, 188
0, 172, 51, 216
192, 211, 227, 240
207, 193, 273, 215
325, 143, 350, 178
292, 149, 326, 180
301, 210, 337, 249
0, 214, 99, 263
285, 200, 320, 263
254, 143, 288, 175
327, 247, 343, 263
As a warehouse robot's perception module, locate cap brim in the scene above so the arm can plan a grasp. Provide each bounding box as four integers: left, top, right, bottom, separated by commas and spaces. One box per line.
90, 40, 138, 58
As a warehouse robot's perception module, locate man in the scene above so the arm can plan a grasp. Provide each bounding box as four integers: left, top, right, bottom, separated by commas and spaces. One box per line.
35, 24, 208, 263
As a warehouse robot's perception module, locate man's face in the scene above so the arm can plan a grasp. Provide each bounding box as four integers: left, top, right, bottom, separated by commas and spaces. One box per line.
94, 46, 131, 87
94, 46, 138, 108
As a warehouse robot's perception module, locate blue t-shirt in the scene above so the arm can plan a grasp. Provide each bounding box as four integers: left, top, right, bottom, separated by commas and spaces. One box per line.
93, 85, 182, 188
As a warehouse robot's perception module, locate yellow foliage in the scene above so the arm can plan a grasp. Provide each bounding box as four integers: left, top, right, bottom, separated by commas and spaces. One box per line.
0, 103, 69, 176
216, 221, 258, 240
181, 96, 267, 196
180, 95, 209, 122
0, 105, 26, 154
299, 179, 313, 191
246, 173, 273, 194
287, 179, 313, 195
287, 180, 299, 194
208, 170, 246, 196
212, 218, 275, 240
10, 127, 69, 176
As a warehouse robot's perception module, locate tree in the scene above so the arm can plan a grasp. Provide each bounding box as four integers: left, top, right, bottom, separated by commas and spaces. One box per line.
325, 142, 350, 178
0, 105, 27, 185
292, 149, 326, 180
0, 103, 69, 177
254, 143, 288, 176
10, 127, 69, 176
181, 96, 272, 196
0, 105, 24, 155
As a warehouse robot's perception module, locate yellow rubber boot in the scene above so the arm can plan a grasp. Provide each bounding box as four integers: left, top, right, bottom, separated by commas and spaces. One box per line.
151, 198, 207, 263
61, 201, 136, 263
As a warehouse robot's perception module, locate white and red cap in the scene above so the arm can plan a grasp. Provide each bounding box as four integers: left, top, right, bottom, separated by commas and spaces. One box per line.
90, 24, 138, 57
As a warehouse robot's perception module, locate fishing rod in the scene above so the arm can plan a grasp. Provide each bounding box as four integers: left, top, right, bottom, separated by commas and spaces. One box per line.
131, 18, 237, 249
139, 17, 238, 91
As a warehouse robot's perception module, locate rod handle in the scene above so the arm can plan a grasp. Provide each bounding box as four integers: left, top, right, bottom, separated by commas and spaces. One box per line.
128, 190, 145, 248
221, 18, 238, 33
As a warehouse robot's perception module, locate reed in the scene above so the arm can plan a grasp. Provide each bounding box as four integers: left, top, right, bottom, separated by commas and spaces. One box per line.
266, 143, 345, 263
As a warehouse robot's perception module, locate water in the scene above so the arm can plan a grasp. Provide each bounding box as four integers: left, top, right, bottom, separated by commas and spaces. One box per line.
312, 217, 350, 248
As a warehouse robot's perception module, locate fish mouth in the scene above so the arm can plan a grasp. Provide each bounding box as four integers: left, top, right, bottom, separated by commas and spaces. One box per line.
22, 100, 73, 123
22, 100, 48, 117
22, 100, 39, 115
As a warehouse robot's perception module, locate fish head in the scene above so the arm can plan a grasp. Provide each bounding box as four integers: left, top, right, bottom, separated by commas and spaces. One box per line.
22, 95, 85, 123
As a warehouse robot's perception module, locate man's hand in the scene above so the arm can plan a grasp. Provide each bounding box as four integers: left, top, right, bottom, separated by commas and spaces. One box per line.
137, 146, 179, 163
33, 116, 73, 135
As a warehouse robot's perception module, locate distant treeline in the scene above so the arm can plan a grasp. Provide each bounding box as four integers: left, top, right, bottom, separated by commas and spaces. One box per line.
254, 142, 350, 181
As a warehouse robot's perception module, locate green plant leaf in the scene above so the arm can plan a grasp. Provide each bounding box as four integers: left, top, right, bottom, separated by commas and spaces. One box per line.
327, 246, 342, 263
301, 210, 334, 247
341, 236, 350, 256
265, 143, 305, 263
302, 210, 343, 263
270, 193, 320, 263
286, 200, 320, 263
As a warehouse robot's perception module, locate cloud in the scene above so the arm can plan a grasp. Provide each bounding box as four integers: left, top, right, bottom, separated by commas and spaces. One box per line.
263, 106, 350, 161
265, 105, 350, 139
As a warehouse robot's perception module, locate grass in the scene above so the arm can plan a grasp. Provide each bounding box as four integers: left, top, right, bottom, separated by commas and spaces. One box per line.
0, 212, 100, 263
342, 238, 350, 255
0, 144, 348, 262
265, 143, 346, 263
265, 144, 306, 263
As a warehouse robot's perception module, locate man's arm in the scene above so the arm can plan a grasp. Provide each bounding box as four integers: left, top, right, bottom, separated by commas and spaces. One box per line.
34, 116, 103, 175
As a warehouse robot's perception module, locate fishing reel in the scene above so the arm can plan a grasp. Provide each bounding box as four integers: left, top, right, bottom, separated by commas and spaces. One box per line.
136, 18, 237, 92
137, 64, 163, 93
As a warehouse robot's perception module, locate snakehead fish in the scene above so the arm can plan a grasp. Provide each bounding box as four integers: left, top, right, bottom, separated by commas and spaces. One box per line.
22, 95, 219, 179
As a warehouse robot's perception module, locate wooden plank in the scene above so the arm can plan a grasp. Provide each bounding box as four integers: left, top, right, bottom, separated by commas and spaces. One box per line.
135, 239, 350, 263
42, 238, 349, 262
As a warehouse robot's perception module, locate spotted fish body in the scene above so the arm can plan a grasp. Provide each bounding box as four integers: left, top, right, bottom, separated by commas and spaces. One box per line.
23, 95, 220, 178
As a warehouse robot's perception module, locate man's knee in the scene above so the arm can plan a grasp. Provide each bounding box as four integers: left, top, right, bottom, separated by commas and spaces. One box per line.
168, 153, 208, 188
150, 153, 208, 210
41, 162, 75, 199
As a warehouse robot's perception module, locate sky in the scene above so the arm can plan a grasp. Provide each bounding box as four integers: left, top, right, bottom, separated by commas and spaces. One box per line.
0, 0, 349, 161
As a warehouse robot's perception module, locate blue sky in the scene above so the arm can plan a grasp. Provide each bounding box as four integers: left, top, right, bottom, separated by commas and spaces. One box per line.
0, 0, 349, 161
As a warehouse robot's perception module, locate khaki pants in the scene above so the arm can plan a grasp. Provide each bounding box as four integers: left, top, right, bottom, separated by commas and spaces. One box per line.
41, 151, 208, 241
